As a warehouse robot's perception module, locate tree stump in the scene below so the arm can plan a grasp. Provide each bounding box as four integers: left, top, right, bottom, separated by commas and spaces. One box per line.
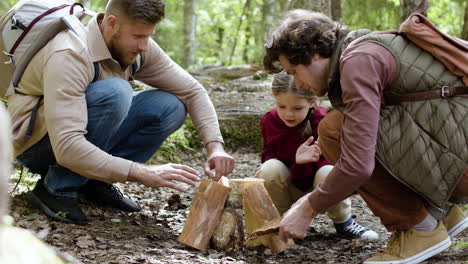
178, 177, 230, 250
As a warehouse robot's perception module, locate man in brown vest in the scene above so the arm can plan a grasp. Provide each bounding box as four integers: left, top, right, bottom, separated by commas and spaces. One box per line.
263, 9, 467, 264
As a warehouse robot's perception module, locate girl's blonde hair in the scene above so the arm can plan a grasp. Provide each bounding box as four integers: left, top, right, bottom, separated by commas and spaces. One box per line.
271, 72, 318, 138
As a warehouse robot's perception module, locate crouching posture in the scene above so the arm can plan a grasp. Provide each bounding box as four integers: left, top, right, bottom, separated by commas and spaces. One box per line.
257, 72, 378, 240
263, 9, 468, 264
7, 0, 234, 225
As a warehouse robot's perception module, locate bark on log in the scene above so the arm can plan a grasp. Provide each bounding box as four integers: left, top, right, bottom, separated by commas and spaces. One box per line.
178, 177, 230, 250
243, 180, 293, 254
210, 178, 261, 251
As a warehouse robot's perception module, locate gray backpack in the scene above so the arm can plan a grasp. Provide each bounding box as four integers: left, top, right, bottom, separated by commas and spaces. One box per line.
0, 0, 94, 98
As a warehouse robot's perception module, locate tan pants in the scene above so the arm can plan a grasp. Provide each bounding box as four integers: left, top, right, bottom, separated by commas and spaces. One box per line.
256, 159, 351, 224
318, 110, 468, 231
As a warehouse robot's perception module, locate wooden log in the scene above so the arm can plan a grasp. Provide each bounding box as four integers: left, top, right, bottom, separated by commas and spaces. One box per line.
178, 177, 230, 250
243, 180, 294, 254
210, 178, 261, 251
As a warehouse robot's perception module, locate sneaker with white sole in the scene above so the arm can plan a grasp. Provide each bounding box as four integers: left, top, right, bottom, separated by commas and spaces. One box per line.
444, 204, 467, 239
334, 215, 379, 241
364, 221, 451, 264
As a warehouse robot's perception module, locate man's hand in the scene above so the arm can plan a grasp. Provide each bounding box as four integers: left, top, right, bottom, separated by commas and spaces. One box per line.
128, 163, 201, 192
296, 136, 321, 164
279, 193, 318, 242
203, 142, 235, 181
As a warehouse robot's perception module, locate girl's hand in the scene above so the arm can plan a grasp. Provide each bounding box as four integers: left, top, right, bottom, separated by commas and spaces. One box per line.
296, 136, 321, 164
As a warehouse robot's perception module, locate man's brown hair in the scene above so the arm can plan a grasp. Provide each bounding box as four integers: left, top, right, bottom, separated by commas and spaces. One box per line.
106, 0, 165, 24
263, 9, 348, 72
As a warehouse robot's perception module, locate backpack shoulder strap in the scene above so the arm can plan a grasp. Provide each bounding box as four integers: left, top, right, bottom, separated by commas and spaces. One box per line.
131, 54, 142, 76
128, 54, 142, 81
92, 62, 100, 83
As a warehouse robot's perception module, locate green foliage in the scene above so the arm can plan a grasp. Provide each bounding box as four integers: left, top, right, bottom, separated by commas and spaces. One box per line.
54, 211, 69, 218
0, 0, 465, 69
427, 0, 466, 36
9, 167, 40, 195
148, 118, 204, 164
343, 0, 400, 30
452, 241, 468, 248
342, 0, 466, 35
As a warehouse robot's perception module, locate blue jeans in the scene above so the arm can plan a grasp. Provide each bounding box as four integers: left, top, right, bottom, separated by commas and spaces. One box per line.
17, 78, 186, 197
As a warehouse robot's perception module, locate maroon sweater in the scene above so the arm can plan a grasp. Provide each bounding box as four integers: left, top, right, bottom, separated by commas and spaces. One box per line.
260, 107, 330, 191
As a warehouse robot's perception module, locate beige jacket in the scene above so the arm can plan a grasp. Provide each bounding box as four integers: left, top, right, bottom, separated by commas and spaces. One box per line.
7, 14, 223, 183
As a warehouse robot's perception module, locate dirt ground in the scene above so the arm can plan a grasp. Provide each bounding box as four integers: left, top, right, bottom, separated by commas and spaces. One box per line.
9, 70, 468, 263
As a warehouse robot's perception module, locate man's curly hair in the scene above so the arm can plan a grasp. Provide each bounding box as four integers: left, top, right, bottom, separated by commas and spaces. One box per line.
263, 10, 348, 73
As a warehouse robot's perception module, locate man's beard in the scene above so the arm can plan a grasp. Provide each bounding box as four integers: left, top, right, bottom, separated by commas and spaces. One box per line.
108, 33, 135, 68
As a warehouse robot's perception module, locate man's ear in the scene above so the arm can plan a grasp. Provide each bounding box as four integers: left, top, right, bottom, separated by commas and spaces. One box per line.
105, 15, 119, 34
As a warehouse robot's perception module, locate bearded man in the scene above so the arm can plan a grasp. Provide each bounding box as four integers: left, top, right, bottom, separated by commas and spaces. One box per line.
8, 0, 234, 225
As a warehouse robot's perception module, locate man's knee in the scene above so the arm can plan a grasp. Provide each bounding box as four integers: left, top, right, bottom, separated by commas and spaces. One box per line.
86, 78, 133, 119
256, 159, 289, 184
137, 90, 187, 129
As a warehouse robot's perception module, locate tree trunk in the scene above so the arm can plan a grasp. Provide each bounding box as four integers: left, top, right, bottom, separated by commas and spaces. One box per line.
229, 0, 251, 65
0, 104, 11, 223
399, 0, 420, 22
181, 0, 197, 68
289, 0, 331, 17
242, 0, 253, 63
462, 1, 468, 40
216, 26, 224, 58
331, 0, 341, 21
262, 0, 277, 41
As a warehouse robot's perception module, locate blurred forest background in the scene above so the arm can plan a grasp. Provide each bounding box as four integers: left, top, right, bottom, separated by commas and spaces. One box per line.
1, 0, 467, 70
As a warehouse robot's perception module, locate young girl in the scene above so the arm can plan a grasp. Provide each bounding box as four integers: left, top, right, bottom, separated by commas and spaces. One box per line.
256, 72, 378, 240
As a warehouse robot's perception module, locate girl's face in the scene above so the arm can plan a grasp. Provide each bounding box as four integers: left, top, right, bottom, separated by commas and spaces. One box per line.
275, 92, 314, 127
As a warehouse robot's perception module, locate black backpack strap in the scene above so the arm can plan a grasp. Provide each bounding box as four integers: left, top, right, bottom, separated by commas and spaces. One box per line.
25, 61, 100, 138
26, 96, 43, 138
92, 61, 101, 83
129, 55, 142, 81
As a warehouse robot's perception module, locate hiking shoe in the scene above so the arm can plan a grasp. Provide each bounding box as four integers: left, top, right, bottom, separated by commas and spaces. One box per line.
364, 221, 451, 264
79, 180, 141, 212
26, 180, 88, 225
335, 215, 379, 241
444, 204, 467, 239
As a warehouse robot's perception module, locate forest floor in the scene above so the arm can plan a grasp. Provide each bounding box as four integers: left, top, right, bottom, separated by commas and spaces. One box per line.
9, 67, 468, 264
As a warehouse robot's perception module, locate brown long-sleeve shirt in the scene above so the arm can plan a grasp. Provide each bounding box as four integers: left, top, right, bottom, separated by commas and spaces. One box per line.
308, 42, 397, 213
7, 14, 223, 184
